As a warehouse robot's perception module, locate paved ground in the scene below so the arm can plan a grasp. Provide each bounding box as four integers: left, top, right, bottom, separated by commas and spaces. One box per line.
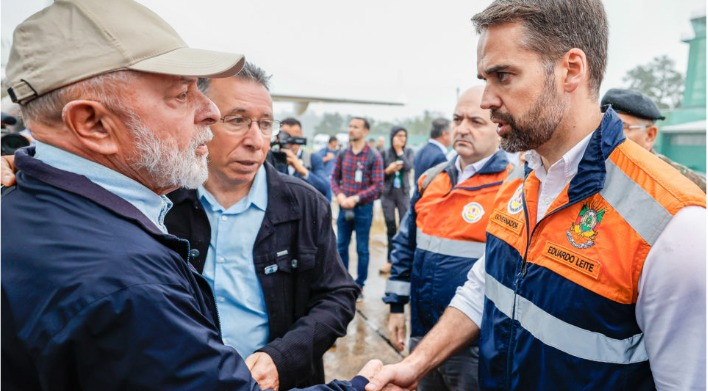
323, 201, 411, 381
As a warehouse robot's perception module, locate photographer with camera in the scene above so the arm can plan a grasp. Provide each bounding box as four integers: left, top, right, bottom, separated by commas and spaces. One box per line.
267, 117, 331, 200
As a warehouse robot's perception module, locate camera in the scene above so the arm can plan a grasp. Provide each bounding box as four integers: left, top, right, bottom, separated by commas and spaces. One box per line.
1, 133, 30, 156
270, 130, 307, 152
268, 131, 307, 173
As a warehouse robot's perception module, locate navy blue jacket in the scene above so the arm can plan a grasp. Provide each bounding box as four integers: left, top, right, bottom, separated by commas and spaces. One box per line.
413, 141, 447, 184
384, 150, 510, 337
1, 147, 364, 391
166, 162, 358, 389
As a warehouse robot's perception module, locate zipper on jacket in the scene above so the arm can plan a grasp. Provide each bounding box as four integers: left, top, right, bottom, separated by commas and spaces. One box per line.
506, 178, 598, 387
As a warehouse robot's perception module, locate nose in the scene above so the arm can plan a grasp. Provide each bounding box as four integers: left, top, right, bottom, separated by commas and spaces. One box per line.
480, 86, 501, 110
242, 120, 266, 149
454, 122, 471, 138
196, 92, 220, 126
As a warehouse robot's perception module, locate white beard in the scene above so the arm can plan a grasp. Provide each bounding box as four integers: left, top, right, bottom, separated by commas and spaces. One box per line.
129, 119, 213, 190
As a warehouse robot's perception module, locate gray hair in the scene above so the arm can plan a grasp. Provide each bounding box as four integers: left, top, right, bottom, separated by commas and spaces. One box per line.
430, 117, 451, 139
20, 70, 138, 126
472, 0, 608, 98
198, 62, 271, 94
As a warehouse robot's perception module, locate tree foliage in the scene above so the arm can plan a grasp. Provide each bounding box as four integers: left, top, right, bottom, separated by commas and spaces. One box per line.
622, 55, 684, 110
313, 112, 346, 135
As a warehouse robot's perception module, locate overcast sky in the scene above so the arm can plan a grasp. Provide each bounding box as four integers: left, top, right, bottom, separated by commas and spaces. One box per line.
2, 0, 705, 121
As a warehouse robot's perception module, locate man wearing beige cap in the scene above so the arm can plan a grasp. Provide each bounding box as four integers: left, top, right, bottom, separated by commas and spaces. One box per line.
0, 0, 380, 389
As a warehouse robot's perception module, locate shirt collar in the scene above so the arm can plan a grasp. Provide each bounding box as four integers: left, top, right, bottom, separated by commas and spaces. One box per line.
526, 131, 594, 183
428, 139, 448, 154
33, 140, 173, 233
198, 164, 268, 214
454, 153, 494, 184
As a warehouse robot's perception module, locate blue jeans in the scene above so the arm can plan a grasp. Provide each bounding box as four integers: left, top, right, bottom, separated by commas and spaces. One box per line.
410, 336, 480, 391
336, 203, 373, 288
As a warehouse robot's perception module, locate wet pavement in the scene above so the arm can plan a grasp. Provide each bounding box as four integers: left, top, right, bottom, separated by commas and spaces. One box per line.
323, 201, 411, 381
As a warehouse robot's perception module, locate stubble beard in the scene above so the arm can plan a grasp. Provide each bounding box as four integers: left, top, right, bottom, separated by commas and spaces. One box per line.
492, 72, 567, 153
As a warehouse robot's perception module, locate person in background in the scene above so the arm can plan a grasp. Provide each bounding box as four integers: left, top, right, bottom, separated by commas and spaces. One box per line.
368, 0, 705, 390
318, 135, 340, 177
376, 136, 386, 154
413, 118, 452, 183
330, 117, 384, 300
1, 0, 380, 389
601, 88, 706, 192
270, 117, 331, 199
379, 126, 415, 275
383, 86, 510, 391
367, 137, 377, 152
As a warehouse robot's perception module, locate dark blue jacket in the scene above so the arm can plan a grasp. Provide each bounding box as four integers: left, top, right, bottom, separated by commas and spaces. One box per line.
413, 141, 447, 184
384, 150, 510, 337
1, 147, 365, 391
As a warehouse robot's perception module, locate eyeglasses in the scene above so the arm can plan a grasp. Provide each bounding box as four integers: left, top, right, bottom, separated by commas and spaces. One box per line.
622, 122, 648, 132
219, 115, 280, 136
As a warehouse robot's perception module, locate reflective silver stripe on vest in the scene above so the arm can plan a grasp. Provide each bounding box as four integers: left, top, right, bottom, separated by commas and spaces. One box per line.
386, 280, 411, 296
600, 160, 672, 246
416, 229, 486, 259
485, 273, 649, 364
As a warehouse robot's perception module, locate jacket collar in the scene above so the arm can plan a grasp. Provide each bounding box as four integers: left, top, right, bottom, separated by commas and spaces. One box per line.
567, 107, 625, 204
169, 163, 301, 225
444, 148, 510, 183
262, 162, 301, 225
14, 147, 167, 238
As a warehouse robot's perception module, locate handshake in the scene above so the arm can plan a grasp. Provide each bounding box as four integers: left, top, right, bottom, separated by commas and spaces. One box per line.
356, 359, 421, 391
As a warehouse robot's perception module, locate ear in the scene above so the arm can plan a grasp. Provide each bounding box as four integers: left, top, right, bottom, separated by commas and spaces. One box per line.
62, 100, 122, 155
561, 48, 588, 94
645, 125, 658, 143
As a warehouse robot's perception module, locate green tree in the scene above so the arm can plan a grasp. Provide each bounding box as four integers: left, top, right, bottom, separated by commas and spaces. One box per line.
622, 55, 684, 110
314, 112, 345, 135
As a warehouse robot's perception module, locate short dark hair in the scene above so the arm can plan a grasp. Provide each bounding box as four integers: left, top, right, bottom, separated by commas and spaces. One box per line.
328, 136, 338, 143
197, 61, 271, 94
351, 116, 370, 130
430, 117, 451, 139
472, 0, 608, 98
280, 117, 301, 128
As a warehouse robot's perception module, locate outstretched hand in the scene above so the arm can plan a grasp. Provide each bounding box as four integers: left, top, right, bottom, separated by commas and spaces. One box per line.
365, 362, 419, 391
245, 352, 280, 390
357, 359, 384, 380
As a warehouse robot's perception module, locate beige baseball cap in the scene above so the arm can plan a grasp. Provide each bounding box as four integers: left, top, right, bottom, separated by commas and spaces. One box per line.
6, 0, 245, 104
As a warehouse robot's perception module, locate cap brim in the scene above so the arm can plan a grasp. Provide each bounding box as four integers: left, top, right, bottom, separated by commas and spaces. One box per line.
128, 47, 245, 78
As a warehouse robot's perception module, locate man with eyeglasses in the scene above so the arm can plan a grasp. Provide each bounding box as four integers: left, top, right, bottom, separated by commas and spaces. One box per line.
0, 0, 381, 389
165, 62, 359, 390
602, 88, 706, 192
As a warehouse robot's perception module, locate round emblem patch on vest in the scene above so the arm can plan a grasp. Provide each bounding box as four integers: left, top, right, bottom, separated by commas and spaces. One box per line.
507, 184, 524, 214
462, 202, 484, 224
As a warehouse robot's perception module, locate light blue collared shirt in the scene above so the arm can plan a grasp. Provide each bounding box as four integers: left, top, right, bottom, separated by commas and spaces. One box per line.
33, 141, 173, 233
198, 165, 269, 358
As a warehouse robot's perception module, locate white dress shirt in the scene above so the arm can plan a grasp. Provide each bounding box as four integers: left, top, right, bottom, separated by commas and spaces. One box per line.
454, 153, 494, 185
